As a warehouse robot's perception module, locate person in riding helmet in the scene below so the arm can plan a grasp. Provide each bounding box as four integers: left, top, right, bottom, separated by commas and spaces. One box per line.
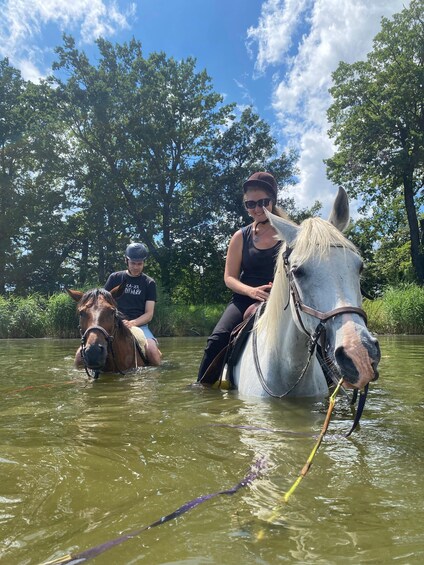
104, 242, 161, 366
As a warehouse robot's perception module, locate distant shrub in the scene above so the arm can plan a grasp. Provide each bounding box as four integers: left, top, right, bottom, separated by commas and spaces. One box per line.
1, 283, 421, 338
0, 294, 48, 338
46, 293, 79, 338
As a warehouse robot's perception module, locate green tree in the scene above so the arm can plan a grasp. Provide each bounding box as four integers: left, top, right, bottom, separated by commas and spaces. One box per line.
169, 107, 300, 303
346, 192, 415, 295
50, 36, 233, 294
326, 0, 424, 284
0, 59, 32, 294
50, 37, 300, 299
0, 59, 73, 295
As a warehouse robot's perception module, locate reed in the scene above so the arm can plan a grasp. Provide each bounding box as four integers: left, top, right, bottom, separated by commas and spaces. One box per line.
46, 293, 80, 338
0, 296, 12, 339
364, 283, 424, 334
382, 284, 424, 334
151, 299, 223, 337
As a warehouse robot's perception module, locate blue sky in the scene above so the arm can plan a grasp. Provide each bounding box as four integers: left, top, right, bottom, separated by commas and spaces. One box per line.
0, 0, 409, 216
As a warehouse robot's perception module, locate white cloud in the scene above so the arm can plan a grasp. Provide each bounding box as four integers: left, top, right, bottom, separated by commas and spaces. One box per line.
248, 0, 409, 216
0, 0, 136, 80
247, 0, 312, 74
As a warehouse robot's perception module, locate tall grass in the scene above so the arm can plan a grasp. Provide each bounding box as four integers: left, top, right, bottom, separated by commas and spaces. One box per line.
382, 284, 424, 334
363, 283, 424, 334
0, 285, 423, 338
151, 302, 223, 337
46, 293, 79, 338
0, 294, 47, 338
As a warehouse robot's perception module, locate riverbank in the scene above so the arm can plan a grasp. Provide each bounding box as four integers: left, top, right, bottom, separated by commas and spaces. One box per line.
0, 284, 423, 338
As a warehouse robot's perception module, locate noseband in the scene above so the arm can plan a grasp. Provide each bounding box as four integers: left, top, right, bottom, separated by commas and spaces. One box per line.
79, 319, 120, 379
80, 325, 115, 345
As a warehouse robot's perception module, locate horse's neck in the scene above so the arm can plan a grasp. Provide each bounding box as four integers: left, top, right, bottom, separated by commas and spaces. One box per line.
235, 312, 327, 397
104, 325, 137, 371
260, 314, 312, 376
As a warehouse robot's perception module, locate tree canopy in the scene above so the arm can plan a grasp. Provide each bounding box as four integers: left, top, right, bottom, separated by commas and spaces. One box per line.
0, 37, 298, 302
326, 0, 424, 285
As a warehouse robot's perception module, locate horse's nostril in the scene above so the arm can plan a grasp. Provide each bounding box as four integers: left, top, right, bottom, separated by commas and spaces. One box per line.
371, 362, 379, 381
335, 346, 359, 381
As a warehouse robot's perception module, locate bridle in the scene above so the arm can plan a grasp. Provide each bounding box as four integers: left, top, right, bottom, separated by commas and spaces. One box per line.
79, 319, 124, 379
252, 246, 368, 398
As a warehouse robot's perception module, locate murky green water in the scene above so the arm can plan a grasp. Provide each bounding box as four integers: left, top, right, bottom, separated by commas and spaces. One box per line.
1, 335, 423, 564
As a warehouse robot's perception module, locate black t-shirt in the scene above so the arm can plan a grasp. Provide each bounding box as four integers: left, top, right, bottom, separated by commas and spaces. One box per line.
104, 271, 157, 320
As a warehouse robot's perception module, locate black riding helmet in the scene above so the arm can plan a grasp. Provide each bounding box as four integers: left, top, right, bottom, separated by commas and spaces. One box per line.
125, 243, 148, 261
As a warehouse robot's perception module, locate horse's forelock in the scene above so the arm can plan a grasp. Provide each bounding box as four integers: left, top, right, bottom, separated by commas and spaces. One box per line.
291, 217, 358, 265
78, 288, 117, 310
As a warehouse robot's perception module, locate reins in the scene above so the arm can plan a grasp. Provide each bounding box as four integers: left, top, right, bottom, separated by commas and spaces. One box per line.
41, 457, 266, 565
252, 303, 324, 399
256, 378, 344, 538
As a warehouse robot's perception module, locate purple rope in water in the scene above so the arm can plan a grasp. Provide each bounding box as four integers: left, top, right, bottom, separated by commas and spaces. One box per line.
53, 457, 267, 564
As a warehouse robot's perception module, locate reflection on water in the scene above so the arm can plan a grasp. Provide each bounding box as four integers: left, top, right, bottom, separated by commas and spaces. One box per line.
1, 336, 424, 564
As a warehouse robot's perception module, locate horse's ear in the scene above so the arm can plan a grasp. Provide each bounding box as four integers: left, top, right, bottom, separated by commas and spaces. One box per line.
328, 187, 350, 232
66, 288, 83, 302
266, 210, 299, 246
110, 281, 126, 299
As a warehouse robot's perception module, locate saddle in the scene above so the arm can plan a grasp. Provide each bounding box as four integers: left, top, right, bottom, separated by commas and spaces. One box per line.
198, 303, 264, 389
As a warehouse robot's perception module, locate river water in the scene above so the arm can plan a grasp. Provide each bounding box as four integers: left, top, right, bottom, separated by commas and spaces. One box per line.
1, 335, 423, 564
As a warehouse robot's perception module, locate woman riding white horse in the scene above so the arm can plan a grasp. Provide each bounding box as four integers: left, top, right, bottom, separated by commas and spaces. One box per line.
232, 187, 380, 398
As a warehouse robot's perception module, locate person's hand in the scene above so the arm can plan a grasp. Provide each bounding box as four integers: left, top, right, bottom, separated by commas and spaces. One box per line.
123, 319, 136, 328
249, 283, 272, 302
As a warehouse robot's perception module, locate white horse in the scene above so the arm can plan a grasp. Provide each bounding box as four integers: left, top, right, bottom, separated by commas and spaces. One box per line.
231, 188, 380, 398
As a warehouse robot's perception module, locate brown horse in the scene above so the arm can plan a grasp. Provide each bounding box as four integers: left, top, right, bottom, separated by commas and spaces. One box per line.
67, 284, 148, 379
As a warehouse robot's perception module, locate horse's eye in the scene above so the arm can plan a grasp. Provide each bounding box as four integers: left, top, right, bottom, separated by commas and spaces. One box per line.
79, 311, 86, 318
292, 266, 305, 278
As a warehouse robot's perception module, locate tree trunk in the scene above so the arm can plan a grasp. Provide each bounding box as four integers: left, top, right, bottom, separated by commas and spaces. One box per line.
403, 175, 424, 285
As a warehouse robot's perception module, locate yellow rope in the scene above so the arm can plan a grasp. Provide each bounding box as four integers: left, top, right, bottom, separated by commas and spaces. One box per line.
40, 554, 73, 565
257, 379, 344, 539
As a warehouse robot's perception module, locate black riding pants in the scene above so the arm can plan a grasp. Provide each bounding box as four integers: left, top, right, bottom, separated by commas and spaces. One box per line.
197, 295, 254, 381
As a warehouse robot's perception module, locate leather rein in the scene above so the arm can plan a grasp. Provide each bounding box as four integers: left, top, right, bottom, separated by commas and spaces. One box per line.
252, 246, 368, 403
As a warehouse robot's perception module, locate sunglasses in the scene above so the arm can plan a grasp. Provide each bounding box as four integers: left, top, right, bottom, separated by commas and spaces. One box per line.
244, 198, 272, 210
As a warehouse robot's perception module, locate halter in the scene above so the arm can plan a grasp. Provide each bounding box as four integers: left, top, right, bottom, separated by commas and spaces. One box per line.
253, 246, 368, 400
79, 319, 124, 379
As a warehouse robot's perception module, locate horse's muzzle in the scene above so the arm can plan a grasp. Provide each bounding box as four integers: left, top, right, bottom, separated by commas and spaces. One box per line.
82, 343, 108, 369
333, 334, 380, 388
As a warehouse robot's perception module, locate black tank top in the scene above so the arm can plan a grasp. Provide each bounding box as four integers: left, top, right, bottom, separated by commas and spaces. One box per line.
237, 224, 281, 291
